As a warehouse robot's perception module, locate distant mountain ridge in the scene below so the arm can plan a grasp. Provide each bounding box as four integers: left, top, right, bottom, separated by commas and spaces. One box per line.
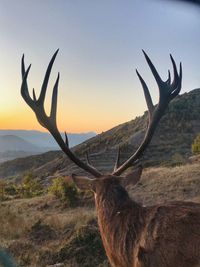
0, 131, 96, 163
0, 134, 50, 163
0, 130, 96, 148
0, 135, 41, 152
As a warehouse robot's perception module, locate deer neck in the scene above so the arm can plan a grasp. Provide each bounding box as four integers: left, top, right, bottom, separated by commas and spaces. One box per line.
95, 184, 143, 267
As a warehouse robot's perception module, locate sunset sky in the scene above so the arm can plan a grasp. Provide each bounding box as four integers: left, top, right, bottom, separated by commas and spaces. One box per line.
0, 0, 200, 133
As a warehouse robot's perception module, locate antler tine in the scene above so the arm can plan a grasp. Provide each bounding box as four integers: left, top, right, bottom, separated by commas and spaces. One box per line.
142, 50, 163, 86
21, 64, 33, 107
170, 54, 179, 89
86, 151, 92, 166
21, 54, 26, 78
136, 69, 154, 119
21, 51, 102, 178
166, 70, 171, 85
170, 62, 182, 99
38, 49, 59, 105
64, 131, 69, 147
50, 72, 59, 123
113, 146, 121, 172
112, 52, 182, 176
32, 88, 37, 101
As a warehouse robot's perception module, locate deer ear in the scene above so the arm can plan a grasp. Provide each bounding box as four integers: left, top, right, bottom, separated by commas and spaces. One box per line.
121, 166, 143, 187
71, 174, 96, 191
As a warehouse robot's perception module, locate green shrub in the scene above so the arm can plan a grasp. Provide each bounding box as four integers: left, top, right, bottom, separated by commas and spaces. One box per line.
192, 133, 200, 155
0, 180, 6, 201
0, 181, 19, 201
20, 173, 43, 198
5, 183, 18, 196
48, 177, 78, 207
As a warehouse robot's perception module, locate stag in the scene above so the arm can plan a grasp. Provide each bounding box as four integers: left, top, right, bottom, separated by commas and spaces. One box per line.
21, 50, 200, 267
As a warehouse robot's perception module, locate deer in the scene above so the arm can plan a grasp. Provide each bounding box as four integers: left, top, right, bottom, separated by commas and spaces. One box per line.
21, 50, 200, 267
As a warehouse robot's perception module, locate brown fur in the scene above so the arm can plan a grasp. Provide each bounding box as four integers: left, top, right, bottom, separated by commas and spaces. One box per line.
94, 177, 200, 267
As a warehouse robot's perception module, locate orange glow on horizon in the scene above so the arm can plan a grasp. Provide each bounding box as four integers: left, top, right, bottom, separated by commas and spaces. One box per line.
0, 110, 128, 134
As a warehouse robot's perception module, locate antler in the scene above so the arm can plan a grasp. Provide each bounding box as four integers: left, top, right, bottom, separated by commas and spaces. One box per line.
21, 50, 102, 178
112, 50, 182, 176
21, 50, 182, 178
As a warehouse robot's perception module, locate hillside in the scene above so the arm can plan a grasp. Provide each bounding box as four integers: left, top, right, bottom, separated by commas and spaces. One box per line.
1, 88, 200, 179
51, 88, 200, 175
0, 151, 61, 179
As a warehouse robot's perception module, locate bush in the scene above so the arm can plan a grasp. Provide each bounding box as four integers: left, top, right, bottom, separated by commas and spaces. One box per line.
0, 180, 6, 201
48, 177, 78, 207
192, 133, 200, 155
0, 181, 19, 201
19, 173, 43, 198
5, 183, 18, 196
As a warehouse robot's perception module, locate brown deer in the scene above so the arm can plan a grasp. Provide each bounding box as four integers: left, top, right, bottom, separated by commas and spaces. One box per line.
21, 50, 200, 267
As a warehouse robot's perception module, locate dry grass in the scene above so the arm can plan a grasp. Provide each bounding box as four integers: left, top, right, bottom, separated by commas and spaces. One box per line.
0, 195, 107, 267
1, 163, 200, 266
0, 196, 96, 238
131, 163, 200, 205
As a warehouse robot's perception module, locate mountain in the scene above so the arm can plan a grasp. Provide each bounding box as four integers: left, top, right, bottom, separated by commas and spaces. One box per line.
0, 135, 41, 152
1, 88, 200, 179
0, 131, 96, 163
0, 135, 48, 163
0, 130, 96, 148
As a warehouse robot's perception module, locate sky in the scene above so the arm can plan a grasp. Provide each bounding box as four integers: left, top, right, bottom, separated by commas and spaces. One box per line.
0, 0, 200, 133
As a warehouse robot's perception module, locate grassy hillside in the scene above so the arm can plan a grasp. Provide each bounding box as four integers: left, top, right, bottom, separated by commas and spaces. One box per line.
0, 151, 61, 179
1, 88, 200, 180
1, 163, 200, 266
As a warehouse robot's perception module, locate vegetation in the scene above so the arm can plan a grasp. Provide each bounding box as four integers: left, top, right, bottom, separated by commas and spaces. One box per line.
19, 173, 43, 198
0, 173, 43, 201
48, 177, 78, 207
4, 183, 18, 197
0, 180, 6, 201
0, 174, 80, 207
192, 133, 200, 155
0, 181, 18, 201
0, 196, 107, 267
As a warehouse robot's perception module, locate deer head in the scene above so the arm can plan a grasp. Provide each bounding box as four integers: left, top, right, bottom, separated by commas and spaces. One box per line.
21, 51, 188, 267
